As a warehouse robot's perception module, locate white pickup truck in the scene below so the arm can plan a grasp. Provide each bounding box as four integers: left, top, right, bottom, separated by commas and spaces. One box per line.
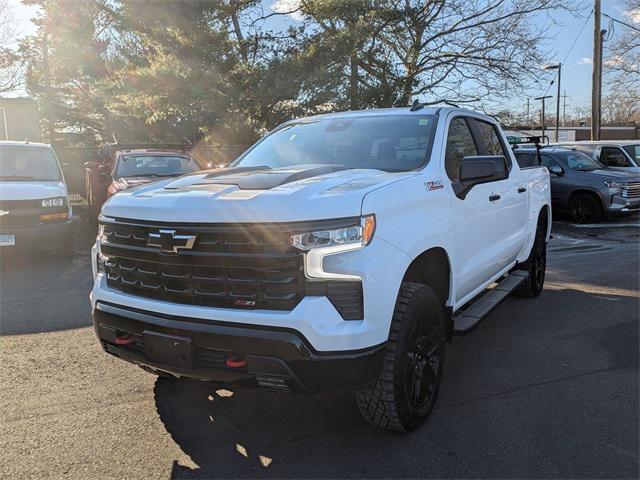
91, 106, 551, 431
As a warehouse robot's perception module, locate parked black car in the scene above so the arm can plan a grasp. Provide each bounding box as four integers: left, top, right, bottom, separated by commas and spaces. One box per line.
514, 147, 640, 223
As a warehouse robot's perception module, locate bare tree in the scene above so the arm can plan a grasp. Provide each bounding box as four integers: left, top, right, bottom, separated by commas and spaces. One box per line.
605, 0, 640, 88
297, 0, 577, 108
0, 0, 22, 93
602, 87, 640, 123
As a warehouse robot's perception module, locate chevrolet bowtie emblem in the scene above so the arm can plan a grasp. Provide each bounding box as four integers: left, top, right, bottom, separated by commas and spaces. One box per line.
147, 229, 196, 253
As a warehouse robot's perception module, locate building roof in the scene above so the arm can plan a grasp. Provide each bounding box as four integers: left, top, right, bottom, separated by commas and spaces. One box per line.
0, 140, 51, 148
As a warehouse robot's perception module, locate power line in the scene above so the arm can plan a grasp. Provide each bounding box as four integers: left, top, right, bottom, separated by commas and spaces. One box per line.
602, 12, 640, 33
542, 9, 594, 97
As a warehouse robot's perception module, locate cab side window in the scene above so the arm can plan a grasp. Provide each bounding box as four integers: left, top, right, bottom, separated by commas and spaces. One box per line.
470, 119, 512, 170
445, 118, 478, 181
514, 152, 536, 168
600, 147, 631, 167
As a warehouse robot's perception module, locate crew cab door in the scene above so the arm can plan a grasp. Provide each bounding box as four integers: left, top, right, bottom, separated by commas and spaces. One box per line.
445, 116, 528, 303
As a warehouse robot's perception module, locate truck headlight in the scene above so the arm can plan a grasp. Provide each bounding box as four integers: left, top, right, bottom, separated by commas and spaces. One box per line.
604, 180, 624, 190
291, 215, 375, 280
41, 197, 65, 207
291, 215, 375, 251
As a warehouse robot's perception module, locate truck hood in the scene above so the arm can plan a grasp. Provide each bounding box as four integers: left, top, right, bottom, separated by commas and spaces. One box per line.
0, 180, 66, 201
102, 164, 418, 223
584, 169, 640, 182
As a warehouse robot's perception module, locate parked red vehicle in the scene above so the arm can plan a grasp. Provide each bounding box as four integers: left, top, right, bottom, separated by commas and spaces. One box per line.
85, 149, 201, 218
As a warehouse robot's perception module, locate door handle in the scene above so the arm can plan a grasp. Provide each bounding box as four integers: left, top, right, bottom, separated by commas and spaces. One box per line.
518, 187, 526, 193
489, 194, 501, 202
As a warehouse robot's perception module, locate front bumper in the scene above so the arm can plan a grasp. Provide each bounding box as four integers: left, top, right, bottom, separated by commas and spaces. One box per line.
607, 194, 640, 214
93, 302, 385, 392
0, 219, 74, 252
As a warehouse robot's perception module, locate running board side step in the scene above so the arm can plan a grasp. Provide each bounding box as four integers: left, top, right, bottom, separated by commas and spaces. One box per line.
453, 270, 528, 335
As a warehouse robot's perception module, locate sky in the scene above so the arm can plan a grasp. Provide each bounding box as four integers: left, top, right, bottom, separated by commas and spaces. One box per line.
5, 0, 637, 116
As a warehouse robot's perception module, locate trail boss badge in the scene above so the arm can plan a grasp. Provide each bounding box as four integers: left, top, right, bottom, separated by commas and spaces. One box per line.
425, 180, 444, 191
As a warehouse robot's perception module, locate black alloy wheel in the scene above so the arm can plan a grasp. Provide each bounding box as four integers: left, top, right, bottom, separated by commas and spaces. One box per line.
569, 193, 602, 224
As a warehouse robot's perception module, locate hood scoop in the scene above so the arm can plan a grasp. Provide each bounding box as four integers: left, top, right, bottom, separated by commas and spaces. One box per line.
195, 164, 349, 190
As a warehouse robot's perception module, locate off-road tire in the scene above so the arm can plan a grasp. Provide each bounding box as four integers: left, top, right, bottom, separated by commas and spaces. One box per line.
355, 282, 445, 432
515, 225, 546, 298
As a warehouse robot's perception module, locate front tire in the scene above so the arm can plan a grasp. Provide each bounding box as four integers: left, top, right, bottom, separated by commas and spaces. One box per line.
569, 193, 602, 223
356, 282, 445, 432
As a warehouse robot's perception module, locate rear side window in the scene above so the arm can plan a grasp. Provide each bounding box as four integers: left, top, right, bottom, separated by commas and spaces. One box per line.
514, 152, 537, 168
445, 118, 478, 181
470, 120, 508, 156
600, 147, 631, 167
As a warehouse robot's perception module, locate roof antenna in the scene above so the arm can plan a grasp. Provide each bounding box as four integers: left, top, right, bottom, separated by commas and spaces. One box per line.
410, 99, 425, 112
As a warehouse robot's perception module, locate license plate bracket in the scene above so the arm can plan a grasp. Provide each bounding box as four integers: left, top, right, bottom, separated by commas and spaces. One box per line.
143, 331, 194, 369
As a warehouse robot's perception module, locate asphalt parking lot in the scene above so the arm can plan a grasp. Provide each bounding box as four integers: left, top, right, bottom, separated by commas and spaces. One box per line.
1, 217, 638, 479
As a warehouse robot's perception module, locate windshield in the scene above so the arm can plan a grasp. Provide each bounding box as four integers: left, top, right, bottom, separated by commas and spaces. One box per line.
563, 152, 603, 171
115, 155, 200, 178
232, 115, 437, 172
0, 145, 61, 181
622, 145, 640, 164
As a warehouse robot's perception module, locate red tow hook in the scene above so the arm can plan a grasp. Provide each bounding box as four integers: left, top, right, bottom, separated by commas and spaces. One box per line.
226, 354, 247, 368
115, 335, 136, 346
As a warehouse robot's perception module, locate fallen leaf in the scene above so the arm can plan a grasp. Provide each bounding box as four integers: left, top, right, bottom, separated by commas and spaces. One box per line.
236, 444, 248, 458
259, 455, 273, 468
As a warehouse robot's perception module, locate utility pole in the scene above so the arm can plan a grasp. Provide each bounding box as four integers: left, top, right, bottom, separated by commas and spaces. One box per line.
562, 90, 568, 127
555, 63, 561, 141
545, 63, 562, 141
526, 98, 530, 127
591, 0, 602, 140
535, 95, 553, 141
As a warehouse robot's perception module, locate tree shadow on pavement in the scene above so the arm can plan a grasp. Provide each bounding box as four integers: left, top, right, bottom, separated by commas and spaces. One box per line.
0, 249, 93, 335
153, 286, 639, 479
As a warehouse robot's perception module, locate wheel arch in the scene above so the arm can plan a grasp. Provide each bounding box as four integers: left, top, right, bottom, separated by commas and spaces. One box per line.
568, 188, 605, 210
401, 246, 453, 340
538, 203, 551, 241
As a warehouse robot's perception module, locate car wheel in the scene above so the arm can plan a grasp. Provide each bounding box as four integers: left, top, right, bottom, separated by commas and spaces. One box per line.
569, 193, 602, 223
515, 225, 546, 298
355, 282, 445, 432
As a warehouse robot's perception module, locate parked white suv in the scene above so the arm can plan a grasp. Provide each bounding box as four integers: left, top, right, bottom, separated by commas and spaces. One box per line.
91, 107, 551, 431
0, 141, 74, 257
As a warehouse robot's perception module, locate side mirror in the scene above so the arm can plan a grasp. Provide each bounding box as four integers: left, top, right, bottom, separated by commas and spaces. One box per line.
548, 164, 563, 176
454, 155, 508, 199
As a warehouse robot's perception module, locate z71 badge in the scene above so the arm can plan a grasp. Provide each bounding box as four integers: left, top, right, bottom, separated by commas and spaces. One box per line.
425, 180, 444, 191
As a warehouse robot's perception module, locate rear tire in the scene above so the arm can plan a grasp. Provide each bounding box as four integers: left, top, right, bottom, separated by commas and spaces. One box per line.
569, 193, 602, 223
515, 225, 546, 298
355, 282, 445, 432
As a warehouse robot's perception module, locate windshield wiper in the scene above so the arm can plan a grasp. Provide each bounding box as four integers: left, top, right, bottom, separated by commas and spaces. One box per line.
0, 175, 36, 180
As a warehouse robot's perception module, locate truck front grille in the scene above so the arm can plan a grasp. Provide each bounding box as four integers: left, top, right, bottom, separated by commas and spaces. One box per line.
622, 182, 640, 199
0, 199, 62, 228
100, 217, 364, 318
